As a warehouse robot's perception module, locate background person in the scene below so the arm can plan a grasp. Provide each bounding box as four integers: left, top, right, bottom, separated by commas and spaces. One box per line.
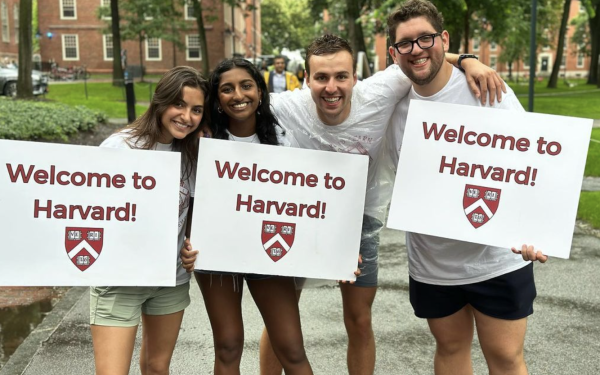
90, 66, 207, 375
385, 1, 548, 374
264, 55, 301, 93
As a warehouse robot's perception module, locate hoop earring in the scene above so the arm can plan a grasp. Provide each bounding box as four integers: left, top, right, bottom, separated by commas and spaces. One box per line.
259, 100, 262, 106
217, 106, 223, 114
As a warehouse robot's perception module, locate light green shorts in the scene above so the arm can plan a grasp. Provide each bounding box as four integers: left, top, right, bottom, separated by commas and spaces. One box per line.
90, 282, 190, 327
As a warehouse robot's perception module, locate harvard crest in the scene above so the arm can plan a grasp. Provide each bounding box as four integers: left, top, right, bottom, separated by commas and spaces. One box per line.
261, 221, 296, 262
65, 227, 104, 271
463, 185, 501, 229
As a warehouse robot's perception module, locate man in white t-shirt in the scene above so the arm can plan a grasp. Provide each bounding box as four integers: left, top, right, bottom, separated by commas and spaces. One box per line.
385, 1, 547, 374
258, 34, 508, 375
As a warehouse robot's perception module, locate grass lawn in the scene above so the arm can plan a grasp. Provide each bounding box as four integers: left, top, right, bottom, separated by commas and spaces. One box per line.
578, 191, 600, 229
585, 129, 600, 177
44, 81, 153, 118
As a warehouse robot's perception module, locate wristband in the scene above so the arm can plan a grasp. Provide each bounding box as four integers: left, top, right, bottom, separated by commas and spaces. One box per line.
457, 54, 478, 72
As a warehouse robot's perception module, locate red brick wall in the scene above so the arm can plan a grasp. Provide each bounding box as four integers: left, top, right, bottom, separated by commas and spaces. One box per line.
0, 0, 20, 61
38, 0, 228, 75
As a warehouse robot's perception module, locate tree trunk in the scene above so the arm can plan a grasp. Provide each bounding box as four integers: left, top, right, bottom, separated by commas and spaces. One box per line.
449, 32, 462, 54
346, 0, 367, 64
463, 10, 470, 54
192, 0, 209, 75
139, 35, 145, 82
547, 0, 571, 88
588, 3, 599, 85
17, 0, 33, 100
110, 0, 124, 87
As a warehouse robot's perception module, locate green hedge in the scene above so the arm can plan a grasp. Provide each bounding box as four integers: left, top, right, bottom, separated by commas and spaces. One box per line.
0, 97, 107, 141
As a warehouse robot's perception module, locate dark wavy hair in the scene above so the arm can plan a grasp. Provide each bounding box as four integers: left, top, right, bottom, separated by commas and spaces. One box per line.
124, 66, 208, 179
208, 58, 284, 145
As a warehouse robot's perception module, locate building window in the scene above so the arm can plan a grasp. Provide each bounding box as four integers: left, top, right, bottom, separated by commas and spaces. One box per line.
186, 35, 201, 60
473, 37, 480, 51
1, 2, 9, 42
490, 55, 497, 71
61, 0, 77, 19
100, 0, 111, 19
184, 3, 195, 20
490, 42, 497, 51
62, 34, 79, 60
577, 52, 584, 68
561, 54, 566, 67
146, 37, 161, 61
103, 34, 113, 60
12, 3, 17, 43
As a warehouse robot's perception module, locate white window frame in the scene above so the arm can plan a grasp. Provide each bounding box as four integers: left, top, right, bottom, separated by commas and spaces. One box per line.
60, 0, 77, 20
577, 52, 584, 68
62, 34, 79, 60
561, 54, 566, 68
184, 3, 195, 20
490, 42, 497, 51
12, 3, 17, 44
186, 35, 201, 61
103, 34, 113, 61
145, 37, 162, 61
490, 55, 497, 71
1, 2, 9, 42
100, 0, 111, 20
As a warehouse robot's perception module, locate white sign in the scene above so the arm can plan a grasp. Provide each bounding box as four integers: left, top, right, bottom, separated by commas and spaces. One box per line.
387, 101, 592, 259
191, 138, 368, 281
0, 140, 180, 286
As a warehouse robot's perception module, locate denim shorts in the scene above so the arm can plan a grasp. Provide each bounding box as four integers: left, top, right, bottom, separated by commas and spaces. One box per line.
354, 215, 383, 288
409, 263, 536, 320
90, 282, 190, 327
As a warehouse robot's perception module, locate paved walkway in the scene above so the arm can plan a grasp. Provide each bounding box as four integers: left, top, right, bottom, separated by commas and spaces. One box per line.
1, 227, 599, 375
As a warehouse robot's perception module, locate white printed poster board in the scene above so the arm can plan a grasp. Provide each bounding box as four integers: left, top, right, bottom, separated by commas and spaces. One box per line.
0, 140, 180, 286
387, 100, 592, 259
191, 138, 369, 281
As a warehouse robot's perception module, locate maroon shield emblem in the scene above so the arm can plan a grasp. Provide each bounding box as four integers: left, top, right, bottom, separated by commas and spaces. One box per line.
463, 185, 501, 229
65, 227, 104, 271
261, 221, 296, 262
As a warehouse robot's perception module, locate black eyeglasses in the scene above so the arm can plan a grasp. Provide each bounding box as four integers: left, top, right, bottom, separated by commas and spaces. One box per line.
393, 33, 441, 55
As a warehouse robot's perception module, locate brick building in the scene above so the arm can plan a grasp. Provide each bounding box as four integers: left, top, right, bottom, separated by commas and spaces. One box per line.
35, 0, 262, 75
373, 0, 591, 80
0, 0, 19, 65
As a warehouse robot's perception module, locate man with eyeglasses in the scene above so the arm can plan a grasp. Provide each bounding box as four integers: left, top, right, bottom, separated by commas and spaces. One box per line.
385, 1, 547, 375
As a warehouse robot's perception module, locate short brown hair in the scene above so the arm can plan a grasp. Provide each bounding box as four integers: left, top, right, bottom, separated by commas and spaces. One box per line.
387, 0, 444, 44
305, 34, 355, 76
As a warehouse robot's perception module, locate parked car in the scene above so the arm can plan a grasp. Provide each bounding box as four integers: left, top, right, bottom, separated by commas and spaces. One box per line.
0, 65, 49, 97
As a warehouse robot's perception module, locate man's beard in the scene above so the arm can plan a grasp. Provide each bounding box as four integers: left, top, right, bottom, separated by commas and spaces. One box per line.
404, 53, 444, 86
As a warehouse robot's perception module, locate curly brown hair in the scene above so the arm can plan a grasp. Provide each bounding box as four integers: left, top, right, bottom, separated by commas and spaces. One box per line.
387, 0, 444, 44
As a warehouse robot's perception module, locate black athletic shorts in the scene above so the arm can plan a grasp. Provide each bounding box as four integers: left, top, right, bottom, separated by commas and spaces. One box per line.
409, 263, 536, 320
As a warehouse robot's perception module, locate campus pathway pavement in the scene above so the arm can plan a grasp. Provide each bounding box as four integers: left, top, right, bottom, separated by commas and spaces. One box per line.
1, 221, 600, 374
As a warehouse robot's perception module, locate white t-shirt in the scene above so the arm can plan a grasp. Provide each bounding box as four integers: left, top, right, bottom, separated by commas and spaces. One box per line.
226, 125, 292, 146
100, 131, 195, 285
270, 65, 411, 218
387, 66, 529, 286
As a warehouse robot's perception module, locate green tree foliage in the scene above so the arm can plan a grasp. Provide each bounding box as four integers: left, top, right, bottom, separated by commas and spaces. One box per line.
261, 0, 315, 54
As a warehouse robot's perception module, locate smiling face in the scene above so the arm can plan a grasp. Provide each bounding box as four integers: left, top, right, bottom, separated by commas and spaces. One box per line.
159, 86, 205, 143
218, 67, 261, 134
389, 16, 449, 90
305, 51, 357, 126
